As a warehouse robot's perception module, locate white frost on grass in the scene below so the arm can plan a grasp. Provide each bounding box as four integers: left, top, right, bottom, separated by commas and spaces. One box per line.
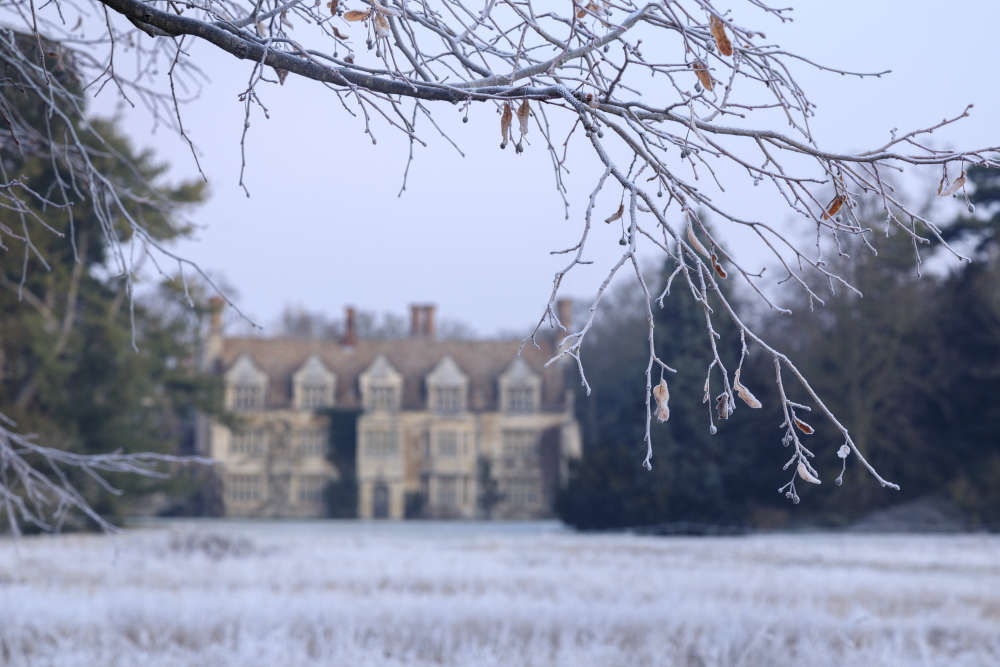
1, 522, 998, 666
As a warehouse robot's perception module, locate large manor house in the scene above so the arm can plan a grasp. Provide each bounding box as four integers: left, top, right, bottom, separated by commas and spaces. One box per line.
198, 302, 582, 519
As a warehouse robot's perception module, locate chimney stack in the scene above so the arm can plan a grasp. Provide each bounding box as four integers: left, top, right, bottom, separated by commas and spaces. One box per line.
424, 304, 436, 338
556, 298, 573, 332
409, 303, 437, 338
342, 306, 358, 346
410, 304, 421, 337
208, 296, 225, 335
201, 296, 226, 371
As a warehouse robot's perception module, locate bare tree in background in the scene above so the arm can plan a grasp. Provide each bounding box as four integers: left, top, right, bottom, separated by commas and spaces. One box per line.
1, 0, 997, 529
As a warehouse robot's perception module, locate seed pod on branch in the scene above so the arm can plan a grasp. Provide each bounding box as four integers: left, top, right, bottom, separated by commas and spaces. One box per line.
693, 59, 713, 91
797, 461, 822, 485
652, 378, 670, 423
710, 15, 733, 56
373, 12, 389, 36
822, 194, 846, 220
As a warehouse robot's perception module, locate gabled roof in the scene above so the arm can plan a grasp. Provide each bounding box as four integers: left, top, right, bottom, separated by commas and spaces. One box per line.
426, 355, 467, 386
360, 354, 401, 383
214, 336, 566, 411
224, 353, 268, 384
500, 356, 540, 385
293, 354, 335, 384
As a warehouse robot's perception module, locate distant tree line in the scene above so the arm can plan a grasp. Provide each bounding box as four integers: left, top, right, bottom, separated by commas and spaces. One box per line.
557, 168, 999, 532
275, 306, 478, 341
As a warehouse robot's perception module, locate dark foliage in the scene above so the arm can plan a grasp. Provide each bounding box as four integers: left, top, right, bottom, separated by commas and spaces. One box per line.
558, 192, 1000, 531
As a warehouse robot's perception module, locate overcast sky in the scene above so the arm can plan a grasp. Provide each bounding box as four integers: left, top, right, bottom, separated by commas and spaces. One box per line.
108, 1, 999, 336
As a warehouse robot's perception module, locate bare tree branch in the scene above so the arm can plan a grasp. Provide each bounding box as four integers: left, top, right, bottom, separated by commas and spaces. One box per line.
1, 0, 997, 515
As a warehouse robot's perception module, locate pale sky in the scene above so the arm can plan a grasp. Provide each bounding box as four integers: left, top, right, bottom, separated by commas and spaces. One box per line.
107, 1, 999, 336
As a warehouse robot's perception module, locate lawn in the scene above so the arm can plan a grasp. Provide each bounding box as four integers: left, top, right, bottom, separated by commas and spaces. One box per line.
1, 521, 997, 666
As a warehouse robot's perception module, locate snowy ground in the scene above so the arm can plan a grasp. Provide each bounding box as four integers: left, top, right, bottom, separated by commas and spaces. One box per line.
1, 521, 998, 666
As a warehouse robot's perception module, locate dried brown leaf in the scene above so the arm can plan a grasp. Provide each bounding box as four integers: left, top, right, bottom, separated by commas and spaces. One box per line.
373, 12, 389, 36
344, 9, 371, 21
605, 202, 624, 224
333, 26, 349, 39
517, 100, 530, 136
711, 252, 728, 279
793, 417, 815, 435
734, 369, 762, 409
822, 194, 846, 220
500, 102, 512, 148
710, 15, 733, 56
327, 0, 339, 15
938, 173, 966, 197
652, 378, 670, 423
716, 393, 731, 420
693, 59, 713, 91
686, 217, 711, 259
796, 461, 822, 484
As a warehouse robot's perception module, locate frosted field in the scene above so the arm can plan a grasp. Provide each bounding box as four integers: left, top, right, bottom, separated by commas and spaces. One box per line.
1, 522, 998, 666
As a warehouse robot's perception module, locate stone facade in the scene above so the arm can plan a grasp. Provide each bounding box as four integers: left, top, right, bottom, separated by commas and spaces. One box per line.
199, 303, 581, 519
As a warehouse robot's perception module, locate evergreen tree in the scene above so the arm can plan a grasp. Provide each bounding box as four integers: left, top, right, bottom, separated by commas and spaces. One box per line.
0, 40, 219, 526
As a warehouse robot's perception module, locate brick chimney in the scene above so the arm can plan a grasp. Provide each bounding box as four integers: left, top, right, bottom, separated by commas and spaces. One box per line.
556, 298, 573, 331
409, 303, 436, 338
342, 305, 358, 346
410, 304, 421, 337
201, 296, 226, 371
424, 304, 436, 338
208, 296, 225, 335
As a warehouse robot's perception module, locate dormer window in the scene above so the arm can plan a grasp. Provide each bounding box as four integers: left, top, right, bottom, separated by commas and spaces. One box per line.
232, 385, 263, 411
293, 355, 336, 410
370, 386, 399, 411
506, 387, 536, 414
433, 387, 463, 414
225, 354, 268, 412
360, 355, 403, 413
499, 357, 540, 414
300, 385, 328, 409
426, 356, 467, 415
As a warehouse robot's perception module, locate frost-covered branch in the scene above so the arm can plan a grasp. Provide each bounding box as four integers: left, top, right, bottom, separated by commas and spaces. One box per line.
0, 413, 212, 533
1, 0, 997, 503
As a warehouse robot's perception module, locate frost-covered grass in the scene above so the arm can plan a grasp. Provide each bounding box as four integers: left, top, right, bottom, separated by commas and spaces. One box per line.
1, 521, 998, 666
